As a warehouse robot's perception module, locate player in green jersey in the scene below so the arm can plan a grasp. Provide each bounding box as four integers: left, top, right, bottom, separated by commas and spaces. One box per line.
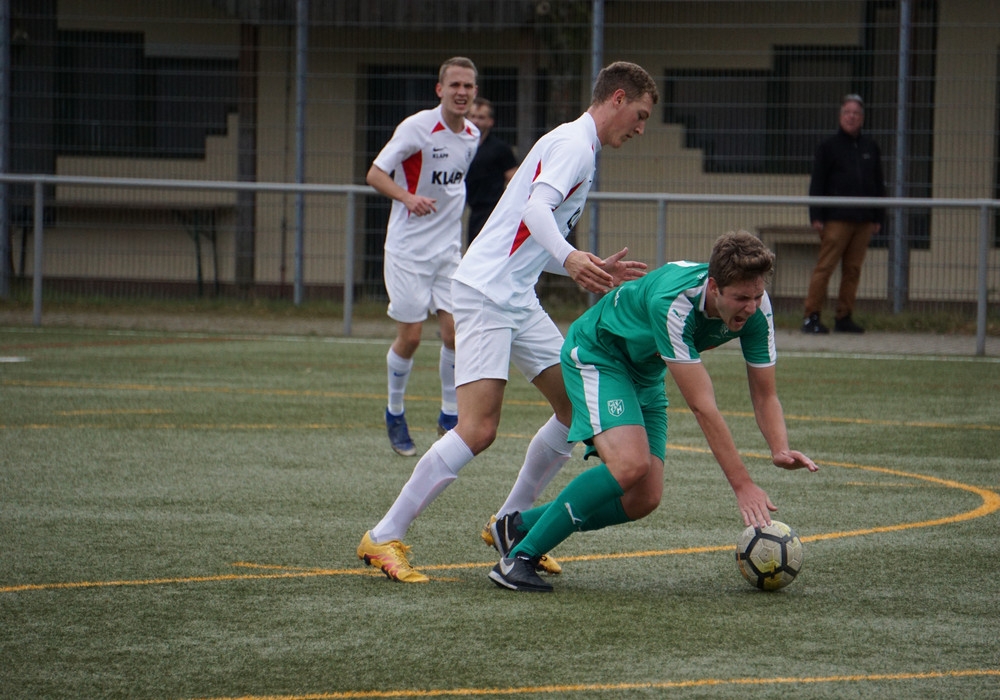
488, 230, 819, 592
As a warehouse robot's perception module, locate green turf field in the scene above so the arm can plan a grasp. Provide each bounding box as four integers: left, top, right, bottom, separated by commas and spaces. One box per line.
2, 326, 998, 699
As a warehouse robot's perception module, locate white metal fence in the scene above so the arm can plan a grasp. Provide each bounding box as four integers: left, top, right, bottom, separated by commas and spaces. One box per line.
4, 1, 1000, 347
1, 173, 995, 355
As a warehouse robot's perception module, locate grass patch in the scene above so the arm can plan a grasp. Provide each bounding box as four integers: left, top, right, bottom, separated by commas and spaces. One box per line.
1, 326, 999, 698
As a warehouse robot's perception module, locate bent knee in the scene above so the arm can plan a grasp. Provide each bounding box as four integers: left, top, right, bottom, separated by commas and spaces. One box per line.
457, 424, 497, 455
621, 484, 662, 521
611, 458, 654, 491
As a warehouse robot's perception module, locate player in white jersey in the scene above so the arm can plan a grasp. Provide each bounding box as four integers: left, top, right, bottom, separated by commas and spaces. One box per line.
454, 111, 602, 308
366, 57, 480, 457
358, 62, 659, 583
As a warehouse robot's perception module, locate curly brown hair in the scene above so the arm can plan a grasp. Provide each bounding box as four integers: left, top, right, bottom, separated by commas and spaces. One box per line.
708, 230, 775, 289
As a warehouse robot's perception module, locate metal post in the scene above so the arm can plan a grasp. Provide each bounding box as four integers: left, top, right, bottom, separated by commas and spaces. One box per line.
343, 191, 356, 336
587, 0, 604, 306
656, 198, 667, 268
975, 205, 988, 357
890, 0, 912, 313
32, 180, 42, 326
293, 0, 308, 305
0, 0, 11, 298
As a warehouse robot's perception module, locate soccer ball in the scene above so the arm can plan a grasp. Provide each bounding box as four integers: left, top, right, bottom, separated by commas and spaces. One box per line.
735, 520, 804, 590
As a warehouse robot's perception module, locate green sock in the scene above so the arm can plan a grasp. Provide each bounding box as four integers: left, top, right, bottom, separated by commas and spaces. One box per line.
520, 496, 631, 533
579, 496, 632, 531
517, 503, 548, 531
510, 464, 625, 559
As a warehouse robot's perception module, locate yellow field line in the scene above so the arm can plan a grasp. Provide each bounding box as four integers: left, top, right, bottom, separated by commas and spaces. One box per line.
191, 668, 1000, 699
1, 378, 381, 400
54, 408, 171, 416
0, 567, 462, 593
3, 456, 997, 594
1, 569, 379, 593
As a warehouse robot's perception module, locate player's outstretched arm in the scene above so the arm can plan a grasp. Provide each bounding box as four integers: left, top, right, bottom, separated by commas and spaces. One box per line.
668, 361, 776, 527
772, 450, 819, 472
563, 250, 615, 294
599, 247, 647, 286
747, 365, 819, 473
732, 482, 778, 529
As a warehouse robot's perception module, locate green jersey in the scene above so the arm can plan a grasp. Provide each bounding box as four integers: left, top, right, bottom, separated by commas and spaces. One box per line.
569, 261, 776, 383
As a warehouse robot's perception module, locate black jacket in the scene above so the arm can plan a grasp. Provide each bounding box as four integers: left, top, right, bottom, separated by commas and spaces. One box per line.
808, 128, 886, 226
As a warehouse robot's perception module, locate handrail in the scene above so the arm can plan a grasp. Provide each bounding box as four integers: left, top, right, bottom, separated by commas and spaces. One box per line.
0, 173, 995, 355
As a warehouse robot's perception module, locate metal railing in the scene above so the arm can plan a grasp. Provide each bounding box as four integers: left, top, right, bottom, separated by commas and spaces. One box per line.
0, 173, 996, 355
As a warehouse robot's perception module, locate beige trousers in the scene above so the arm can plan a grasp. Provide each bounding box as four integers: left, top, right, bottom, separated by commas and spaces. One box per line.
804, 220, 875, 319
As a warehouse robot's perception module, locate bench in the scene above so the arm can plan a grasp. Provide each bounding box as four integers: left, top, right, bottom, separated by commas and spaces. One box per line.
14, 200, 233, 297
756, 225, 821, 299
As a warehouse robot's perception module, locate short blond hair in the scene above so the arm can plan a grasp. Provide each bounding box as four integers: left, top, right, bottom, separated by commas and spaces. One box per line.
439, 56, 478, 84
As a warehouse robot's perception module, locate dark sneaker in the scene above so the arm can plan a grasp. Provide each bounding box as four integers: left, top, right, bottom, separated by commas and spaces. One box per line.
481, 515, 562, 574
489, 554, 554, 592
834, 315, 865, 334
801, 313, 830, 334
385, 408, 416, 457
437, 410, 458, 436
489, 511, 525, 558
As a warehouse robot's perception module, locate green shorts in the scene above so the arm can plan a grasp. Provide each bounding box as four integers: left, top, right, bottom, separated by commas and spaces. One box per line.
561, 337, 668, 462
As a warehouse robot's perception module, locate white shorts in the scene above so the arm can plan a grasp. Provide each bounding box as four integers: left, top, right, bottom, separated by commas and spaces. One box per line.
451, 280, 564, 387
384, 250, 459, 323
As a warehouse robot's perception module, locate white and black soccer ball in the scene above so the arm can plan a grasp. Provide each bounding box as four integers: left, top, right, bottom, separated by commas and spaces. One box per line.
735, 520, 804, 590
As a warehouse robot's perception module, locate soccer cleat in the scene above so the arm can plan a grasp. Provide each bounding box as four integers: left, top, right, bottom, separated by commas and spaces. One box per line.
801, 312, 830, 334
482, 514, 562, 575
489, 511, 525, 557
385, 408, 417, 456
357, 531, 429, 583
489, 554, 554, 592
437, 410, 458, 436
834, 314, 865, 334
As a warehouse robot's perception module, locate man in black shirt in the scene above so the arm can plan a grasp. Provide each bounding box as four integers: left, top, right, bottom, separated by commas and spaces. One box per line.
803, 94, 886, 334
465, 98, 518, 245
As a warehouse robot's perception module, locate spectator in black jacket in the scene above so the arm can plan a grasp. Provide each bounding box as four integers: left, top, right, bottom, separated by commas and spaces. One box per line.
465, 98, 518, 245
802, 94, 886, 334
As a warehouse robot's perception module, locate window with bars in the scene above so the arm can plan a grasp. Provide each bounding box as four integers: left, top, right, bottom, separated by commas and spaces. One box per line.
54, 30, 238, 159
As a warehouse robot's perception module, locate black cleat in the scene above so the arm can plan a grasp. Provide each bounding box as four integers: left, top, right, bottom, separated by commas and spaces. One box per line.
489, 511, 525, 558
482, 514, 563, 575
489, 554, 554, 593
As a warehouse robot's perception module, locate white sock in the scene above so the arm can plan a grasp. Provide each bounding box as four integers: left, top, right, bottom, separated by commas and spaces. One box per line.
386, 348, 413, 415
439, 346, 457, 415
497, 414, 574, 517
370, 429, 475, 543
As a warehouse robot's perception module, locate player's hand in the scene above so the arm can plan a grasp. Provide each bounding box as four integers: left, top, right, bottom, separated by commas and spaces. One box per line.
600, 247, 647, 287
772, 450, 819, 473
564, 250, 615, 294
734, 482, 777, 528
405, 194, 437, 217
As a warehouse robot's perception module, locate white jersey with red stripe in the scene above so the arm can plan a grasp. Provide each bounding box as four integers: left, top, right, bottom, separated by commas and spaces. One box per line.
454, 112, 600, 308
372, 104, 479, 262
